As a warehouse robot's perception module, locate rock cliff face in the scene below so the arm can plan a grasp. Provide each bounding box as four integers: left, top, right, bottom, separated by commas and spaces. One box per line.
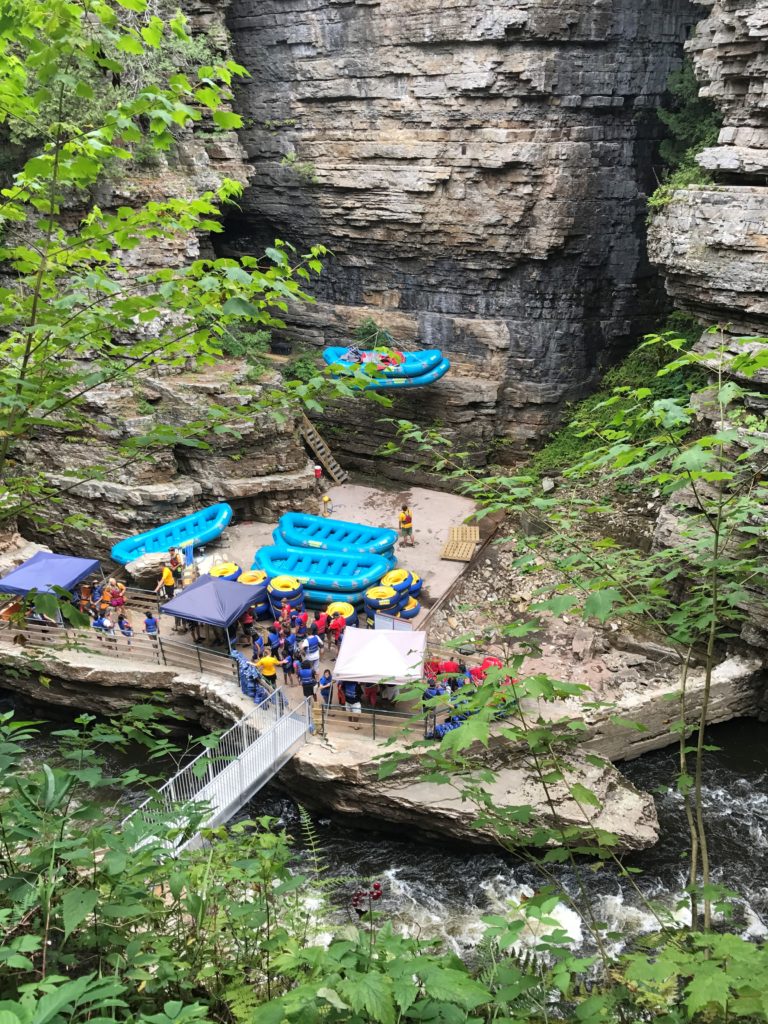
221, 0, 698, 472
648, 0, 768, 336
11, 0, 318, 559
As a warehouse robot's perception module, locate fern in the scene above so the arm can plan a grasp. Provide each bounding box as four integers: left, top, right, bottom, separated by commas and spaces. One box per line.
223, 983, 261, 1024
298, 804, 328, 881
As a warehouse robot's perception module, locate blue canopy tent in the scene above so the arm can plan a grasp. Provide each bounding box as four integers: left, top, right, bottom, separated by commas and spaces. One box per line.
0, 551, 100, 596
159, 574, 258, 653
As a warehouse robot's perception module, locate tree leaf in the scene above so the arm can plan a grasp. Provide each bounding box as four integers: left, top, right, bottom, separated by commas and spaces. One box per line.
583, 588, 621, 623
213, 110, 242, 130
569, 782, 601, 809
61, 888, 99, 938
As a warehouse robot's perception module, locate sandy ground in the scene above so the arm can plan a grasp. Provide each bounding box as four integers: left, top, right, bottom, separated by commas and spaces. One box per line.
204, 482, 476, 629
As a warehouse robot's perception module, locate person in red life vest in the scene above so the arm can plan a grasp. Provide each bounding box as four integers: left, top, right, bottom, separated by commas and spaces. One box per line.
398, 504, 414, 547
315, 609, 329, 639
240, 608, 255, 642
279, 599, 291, 627
329, 611, 346, 648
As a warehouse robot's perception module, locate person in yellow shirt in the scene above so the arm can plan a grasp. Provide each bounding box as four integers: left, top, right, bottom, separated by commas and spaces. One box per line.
255, 653, 288, 687
154, 563, 176, 599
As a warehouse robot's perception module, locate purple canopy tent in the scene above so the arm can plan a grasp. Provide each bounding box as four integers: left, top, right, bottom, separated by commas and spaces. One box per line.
0, 550, 100, 596
160, 575, 258, 653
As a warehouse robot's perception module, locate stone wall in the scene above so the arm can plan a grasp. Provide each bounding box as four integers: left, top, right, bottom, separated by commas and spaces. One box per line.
220, 0, 699, 473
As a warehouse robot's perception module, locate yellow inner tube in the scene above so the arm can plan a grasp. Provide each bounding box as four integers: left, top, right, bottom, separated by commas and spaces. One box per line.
402, 597, 419, 611
269, 575, 301, 593
327, 601, 355, 618
366, 585, 397, 601
410, 572, 421, 588
238, 570, 267, 586
210, 562, 240, 577
382, 569, 411, 587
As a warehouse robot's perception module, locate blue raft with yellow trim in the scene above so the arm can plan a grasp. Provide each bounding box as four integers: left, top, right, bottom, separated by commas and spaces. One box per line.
252, 545, 394, 594
273, 512, 397, 556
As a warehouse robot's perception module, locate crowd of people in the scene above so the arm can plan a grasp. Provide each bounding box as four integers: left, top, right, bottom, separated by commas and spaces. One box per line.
248, 600, 353, 706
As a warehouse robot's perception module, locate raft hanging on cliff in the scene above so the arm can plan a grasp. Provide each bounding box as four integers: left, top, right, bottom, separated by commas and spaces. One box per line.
111, 502, 234, 565
322, 346, 450, 391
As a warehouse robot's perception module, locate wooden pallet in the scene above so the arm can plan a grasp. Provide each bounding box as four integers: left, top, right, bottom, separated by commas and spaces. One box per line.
449, 524, 480, 544
440, 538, 477, 562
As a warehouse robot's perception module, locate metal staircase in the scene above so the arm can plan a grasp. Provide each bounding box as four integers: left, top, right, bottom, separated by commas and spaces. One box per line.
299, 413, 349, 484
125, 689, 311, 853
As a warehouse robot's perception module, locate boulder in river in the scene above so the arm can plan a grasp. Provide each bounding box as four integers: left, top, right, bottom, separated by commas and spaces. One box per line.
281, 737, 659, 853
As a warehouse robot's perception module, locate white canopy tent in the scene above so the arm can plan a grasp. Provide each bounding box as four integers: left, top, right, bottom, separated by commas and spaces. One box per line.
333, 626, 427, 686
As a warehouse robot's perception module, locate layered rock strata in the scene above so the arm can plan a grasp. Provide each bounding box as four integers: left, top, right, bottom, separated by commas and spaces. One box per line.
648, 0, 768, 336
281, 737, 660, 853
222, 0, 698, 471
16, 367, 317, 561
9, 0, 319, 558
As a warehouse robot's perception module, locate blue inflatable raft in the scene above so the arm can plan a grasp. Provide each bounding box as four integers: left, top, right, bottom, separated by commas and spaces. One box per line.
111, 502, 234, 565
252, 545, 393, 594
322, 347, 450, 391
274, 512, 397, 556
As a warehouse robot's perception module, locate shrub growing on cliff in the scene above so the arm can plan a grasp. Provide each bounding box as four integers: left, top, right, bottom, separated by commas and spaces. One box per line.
0, 0, 332, 534
649, 60, 722, 211
528, 314, 706, 474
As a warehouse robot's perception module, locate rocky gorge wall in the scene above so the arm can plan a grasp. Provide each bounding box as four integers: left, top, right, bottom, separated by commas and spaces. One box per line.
649, 0, 768, 338
8, 0, 319, 560
220, 0, 699, 475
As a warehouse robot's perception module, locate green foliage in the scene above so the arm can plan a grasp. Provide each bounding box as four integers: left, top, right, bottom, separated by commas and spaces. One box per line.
217, 326, 271, 361
280, 151, 318, 184
353, 317, 395, 348
657, 61, 722, 171
0, 0, 333, 532
283, 351, 320, 385
649, 60, 722, 211
529, 314, 707, 474
647, 162, 716, 210
387, 329, 768, 936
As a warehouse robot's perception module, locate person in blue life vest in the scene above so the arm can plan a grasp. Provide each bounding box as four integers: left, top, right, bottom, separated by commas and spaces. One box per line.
297, 660, 317, 701
267, 625, 282, 656
423, 680, 446, 704
301, 626, 324, 668
341, 679, 363, 724
319, 669, 334, 705
252, 632, 265, 661
117, 613, 133, 645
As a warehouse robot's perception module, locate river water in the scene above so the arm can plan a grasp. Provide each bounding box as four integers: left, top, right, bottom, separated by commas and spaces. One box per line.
24, 715, 768, 955
248, 717, 768, 953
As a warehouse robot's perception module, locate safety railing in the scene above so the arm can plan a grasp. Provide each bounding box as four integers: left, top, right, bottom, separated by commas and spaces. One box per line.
0, 619, 237, 681
318, 701, 421, 741
126, 688, 311, 853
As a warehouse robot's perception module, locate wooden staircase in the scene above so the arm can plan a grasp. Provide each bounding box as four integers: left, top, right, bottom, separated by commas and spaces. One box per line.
299, 413, 349, 484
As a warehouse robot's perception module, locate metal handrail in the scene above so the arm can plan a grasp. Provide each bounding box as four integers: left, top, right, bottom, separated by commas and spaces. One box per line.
0, 618, 237, 680
126, 688, 311, 853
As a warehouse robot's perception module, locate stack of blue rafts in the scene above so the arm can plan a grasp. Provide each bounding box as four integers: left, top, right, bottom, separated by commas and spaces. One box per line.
252, 512, 398, 608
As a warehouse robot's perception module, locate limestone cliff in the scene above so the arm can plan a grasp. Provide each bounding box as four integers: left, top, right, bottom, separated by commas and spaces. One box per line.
10, 0, 318, 559
220, 0, 698, 473
648, 0, 768, 336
